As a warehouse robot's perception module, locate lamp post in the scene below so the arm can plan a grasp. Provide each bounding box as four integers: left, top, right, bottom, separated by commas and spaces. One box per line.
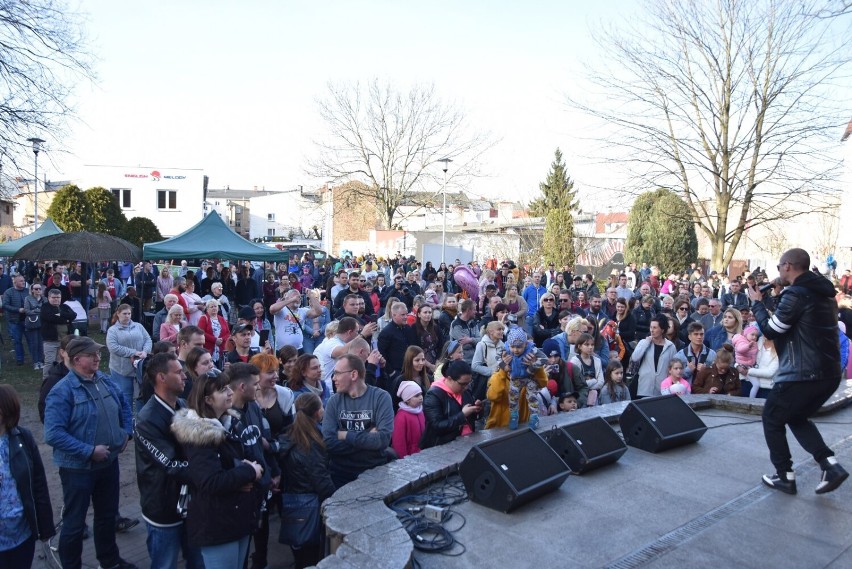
438, 157, 453, 264
27, 137, 45, 231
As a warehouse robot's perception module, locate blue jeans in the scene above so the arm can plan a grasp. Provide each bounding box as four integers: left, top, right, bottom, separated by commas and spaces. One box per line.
8, 320, 25, 363
145, 522, 204, 569
111, 370, 137, 417
200, 536, 250, 569
58, 460, 121, 569
25, 328, 43, 365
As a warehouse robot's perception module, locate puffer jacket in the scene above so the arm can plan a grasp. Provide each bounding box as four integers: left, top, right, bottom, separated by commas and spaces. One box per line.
752, 271, 841, 383
8, 426, 56, 541
278, 433, 336, 502
171, 408, 260, 548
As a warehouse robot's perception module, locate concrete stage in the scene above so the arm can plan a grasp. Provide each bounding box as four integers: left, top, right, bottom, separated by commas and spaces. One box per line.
413, 406, 852, 569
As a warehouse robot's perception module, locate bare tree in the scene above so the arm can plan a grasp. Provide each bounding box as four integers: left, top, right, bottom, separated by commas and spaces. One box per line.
569, 0, 850, 270
309, 79, 492, 230
0, 0, 94, 197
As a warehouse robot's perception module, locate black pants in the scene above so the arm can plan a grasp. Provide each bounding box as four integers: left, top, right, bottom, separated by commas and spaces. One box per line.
762, 377, 840, 474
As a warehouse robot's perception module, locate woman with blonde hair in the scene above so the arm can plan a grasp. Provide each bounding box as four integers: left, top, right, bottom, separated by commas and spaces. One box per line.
705, 308, 743, 351
156, 265, 173, 304
198, 299, 230, 367
159, 304, 185, 346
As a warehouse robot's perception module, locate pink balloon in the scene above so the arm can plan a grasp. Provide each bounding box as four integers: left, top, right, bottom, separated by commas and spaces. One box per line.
453, 265, 479, 301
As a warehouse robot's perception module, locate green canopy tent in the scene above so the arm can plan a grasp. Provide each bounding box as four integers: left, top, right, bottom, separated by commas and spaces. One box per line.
0, 218, 64, 257
142, 212, 286, 261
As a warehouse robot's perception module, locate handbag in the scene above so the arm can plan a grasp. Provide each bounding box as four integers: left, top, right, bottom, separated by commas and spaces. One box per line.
25, 312, 41, 330
624, 360, 640, 387
279, 492, 321, 547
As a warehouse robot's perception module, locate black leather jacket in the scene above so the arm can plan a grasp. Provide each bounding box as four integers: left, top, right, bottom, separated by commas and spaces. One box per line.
752, 271, 841, 383
134, 396, 192, 526
8, 426, 56, 541
420, 384, 476, 449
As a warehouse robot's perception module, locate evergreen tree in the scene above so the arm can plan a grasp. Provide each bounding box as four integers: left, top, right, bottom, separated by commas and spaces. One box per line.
625, 188, 698, 275
85, 187, 127, 235
121, 217, 163, 248
531, 148, 578, 266
45, 184, 90, 232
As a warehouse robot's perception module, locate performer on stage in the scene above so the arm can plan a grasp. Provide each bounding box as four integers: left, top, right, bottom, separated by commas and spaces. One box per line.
749, 248, 848, 495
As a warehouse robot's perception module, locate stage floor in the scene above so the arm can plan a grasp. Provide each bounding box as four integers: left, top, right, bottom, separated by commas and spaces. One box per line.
415, 407, 852, 569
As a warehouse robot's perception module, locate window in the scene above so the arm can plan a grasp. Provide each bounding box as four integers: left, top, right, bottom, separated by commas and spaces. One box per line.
157, 190, 177, 210
267, 213, 275, 221
235, 206, 242, 214
268, 228, 275, 237
110, 189, 131, 209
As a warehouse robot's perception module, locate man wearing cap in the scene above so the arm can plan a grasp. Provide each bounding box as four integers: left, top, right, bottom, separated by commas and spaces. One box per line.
225, 322, 261, 364
44, 337, 136, 569
568, 276, 584, 302
544, 263, 559, 289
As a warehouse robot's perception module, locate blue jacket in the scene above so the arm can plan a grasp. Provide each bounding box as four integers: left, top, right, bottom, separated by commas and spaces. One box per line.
522, 284, 547, 317
44, 370, 132, 469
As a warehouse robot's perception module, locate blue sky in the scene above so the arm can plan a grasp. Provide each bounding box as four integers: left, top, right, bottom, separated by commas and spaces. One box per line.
40, 0, 645, 207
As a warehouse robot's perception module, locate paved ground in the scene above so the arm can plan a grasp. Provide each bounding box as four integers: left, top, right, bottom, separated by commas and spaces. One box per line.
413, 406, 852, 569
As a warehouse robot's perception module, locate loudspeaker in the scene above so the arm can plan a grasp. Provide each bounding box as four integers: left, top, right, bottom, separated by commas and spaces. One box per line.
619, 395, 707, 453
459, 429, 569, 513
541, 416, 628, 474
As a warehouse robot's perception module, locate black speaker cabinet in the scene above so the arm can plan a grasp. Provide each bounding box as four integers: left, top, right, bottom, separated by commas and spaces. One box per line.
541, 416, 628, 474
619, 395, 707, 453
459, 429, 569, 513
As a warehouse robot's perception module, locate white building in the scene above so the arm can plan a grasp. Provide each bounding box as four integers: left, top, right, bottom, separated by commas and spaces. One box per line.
248, 187, 323, 241
80, 165, 206, 237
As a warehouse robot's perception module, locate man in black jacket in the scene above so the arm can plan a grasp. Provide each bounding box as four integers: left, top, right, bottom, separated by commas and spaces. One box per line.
332, 271, 375, 316
750, 248, 848, 495
40, 288, 77, 378
134, 353, 203, 569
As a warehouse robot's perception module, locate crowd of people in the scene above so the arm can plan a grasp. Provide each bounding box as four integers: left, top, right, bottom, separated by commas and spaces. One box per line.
1, 250, 850, 568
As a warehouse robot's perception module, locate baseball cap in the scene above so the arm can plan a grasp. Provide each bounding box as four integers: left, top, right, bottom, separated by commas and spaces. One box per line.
66, 337, 104, 359
233, 322, 254, 334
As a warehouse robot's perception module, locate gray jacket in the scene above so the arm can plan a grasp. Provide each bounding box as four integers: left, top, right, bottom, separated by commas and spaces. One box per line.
630, 338, 676, 397
106, 321, 152, 376
2, 285, 28, 323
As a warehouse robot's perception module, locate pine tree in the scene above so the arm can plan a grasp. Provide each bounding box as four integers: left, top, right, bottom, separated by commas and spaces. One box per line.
625, 188, 698, 275
532, 148, 578, 266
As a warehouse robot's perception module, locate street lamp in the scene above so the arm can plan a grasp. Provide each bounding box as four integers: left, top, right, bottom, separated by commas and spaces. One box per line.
438, 157, 453, 264
27, 137, 45, 231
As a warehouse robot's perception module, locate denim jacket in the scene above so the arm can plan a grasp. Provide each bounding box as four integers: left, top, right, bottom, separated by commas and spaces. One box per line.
302, 306, 330, 337
44, 369, 132, 469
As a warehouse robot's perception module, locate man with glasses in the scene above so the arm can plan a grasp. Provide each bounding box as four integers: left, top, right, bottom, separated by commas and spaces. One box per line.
557, 290, 573, 312
705, 299, 724, 330
45, 337, 136, 569
750, 248, 848, 495
322, 354, 394, 488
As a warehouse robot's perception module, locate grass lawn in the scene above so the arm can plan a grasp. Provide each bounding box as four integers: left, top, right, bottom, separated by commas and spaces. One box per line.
2, 329, 112, 410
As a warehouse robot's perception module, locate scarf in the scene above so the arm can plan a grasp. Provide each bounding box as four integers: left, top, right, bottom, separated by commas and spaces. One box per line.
442, 306, 458, 319
503, 340, 535, 378
399, 402, 423, 414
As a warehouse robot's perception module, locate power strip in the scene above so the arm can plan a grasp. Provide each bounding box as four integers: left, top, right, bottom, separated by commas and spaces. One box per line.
424, 504, 447, 522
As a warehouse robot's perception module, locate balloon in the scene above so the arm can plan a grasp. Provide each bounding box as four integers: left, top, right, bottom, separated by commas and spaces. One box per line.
453, 265, 479, 301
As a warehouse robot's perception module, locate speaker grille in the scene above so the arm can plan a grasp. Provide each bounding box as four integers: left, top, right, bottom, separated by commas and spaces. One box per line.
479, 430, 566, 491
633, 396, 706, 437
